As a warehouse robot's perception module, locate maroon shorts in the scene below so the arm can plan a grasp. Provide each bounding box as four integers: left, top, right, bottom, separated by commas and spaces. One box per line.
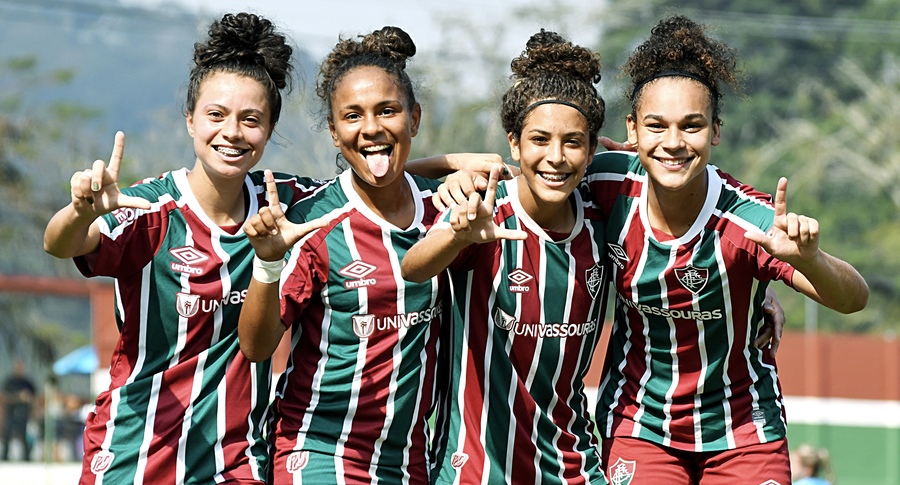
602, 436, 790, 485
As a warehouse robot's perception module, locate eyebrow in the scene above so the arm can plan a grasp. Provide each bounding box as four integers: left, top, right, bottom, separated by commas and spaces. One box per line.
643, 113, 707, 123
526, 128, 588, 139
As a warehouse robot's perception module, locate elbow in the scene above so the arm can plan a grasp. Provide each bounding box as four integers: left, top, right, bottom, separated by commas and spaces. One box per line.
240, 345, 268, 363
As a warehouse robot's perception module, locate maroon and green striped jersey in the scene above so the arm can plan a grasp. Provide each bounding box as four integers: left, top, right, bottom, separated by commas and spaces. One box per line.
73, 168, 323, 484
586, 152, 795, 453
431, 179, 610, 485
273, 171, 445, 484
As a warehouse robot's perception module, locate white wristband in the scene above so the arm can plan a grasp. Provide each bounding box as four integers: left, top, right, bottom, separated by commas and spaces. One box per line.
252, 255, 284, 284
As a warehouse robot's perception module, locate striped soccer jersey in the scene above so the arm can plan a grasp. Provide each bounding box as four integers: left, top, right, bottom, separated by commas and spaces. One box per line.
74, 168, 323, 484
585, 151, 796, 452
431, 179, 610, 485
274, 171, 445, 485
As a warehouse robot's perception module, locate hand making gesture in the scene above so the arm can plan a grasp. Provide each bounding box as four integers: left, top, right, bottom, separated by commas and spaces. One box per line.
70, 131, 151, 216
446, 165, 527, 244
242, 169, 331, 262
744, 177, 819, 266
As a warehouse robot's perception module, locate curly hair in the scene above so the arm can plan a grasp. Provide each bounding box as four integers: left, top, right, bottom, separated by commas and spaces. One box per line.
186, 12, 293, 128
624, 15, 742, 123
316, 26, 417, 123
501, 29, 605, 141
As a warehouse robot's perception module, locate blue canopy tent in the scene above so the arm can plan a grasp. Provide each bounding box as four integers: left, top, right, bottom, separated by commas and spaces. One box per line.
52, 345, 98, 376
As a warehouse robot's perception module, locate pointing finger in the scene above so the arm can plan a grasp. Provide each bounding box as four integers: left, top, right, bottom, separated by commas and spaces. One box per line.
265, 169, 281, 209
773, 177, 788, 219
107, 131, 126, 180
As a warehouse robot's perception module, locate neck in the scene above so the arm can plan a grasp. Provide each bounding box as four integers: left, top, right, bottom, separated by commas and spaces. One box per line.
186, 169, 247, 226
350, 171, 415, 228
646, 176, 707, 238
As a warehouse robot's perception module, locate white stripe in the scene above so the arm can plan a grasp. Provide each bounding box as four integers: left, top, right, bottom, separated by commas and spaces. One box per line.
783, 396, 900, 428
660, 244, 678, 449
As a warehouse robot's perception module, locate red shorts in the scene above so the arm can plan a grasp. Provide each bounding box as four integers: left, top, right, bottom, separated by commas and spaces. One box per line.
602, 436, 790, 485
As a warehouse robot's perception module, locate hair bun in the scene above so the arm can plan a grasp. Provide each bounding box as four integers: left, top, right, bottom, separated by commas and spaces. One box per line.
511, 29, 601, 85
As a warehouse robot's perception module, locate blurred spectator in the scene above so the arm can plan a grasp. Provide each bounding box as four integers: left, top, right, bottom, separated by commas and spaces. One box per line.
1, 360, 36, 461
792, 443, 835, 484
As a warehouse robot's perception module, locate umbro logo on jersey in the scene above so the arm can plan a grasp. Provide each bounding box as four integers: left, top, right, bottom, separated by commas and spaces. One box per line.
90, 450, 115, 474
286, 450, 309, 474
586, 263, 605, 300
607, 243, 629, 269
508, 268, 533, 293
675, 264, 708, 294
608, 457, 636, 485
450, 451, 468, 469
169, 246, 209, 275
339, 260, 377, 289
352, 314, 376, 338
492, 306, 516, 331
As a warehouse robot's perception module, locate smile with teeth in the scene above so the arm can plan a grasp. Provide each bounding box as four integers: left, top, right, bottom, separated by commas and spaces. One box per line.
362, 144, 392, 155
655, 156, 693, 166
539, 172, 570, 182
216, 146, 248, 157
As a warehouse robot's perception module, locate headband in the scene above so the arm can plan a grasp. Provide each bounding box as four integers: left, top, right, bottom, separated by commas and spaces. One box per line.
631, 70, 717, 102
521, 99, 589, 122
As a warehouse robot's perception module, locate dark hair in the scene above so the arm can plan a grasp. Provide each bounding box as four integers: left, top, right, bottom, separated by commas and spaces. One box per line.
316, 26, 417, 123
501, 29, 605, 141
624, 15, 741, 123
186, 12, 293, 128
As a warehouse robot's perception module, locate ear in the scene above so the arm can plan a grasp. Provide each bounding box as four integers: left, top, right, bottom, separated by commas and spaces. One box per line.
185, 111, 194, 138
626, 114, 638, 146
507, 132, 521, 162
711, 121, 721, 146
409, 103, 422, 138
328, 119, 339, 148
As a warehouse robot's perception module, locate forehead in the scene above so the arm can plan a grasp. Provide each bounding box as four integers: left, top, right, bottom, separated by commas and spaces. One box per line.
332, 66, 406, 106
197, 71, 269, 106
637, 77, 713, 116
522, 102, 590, 133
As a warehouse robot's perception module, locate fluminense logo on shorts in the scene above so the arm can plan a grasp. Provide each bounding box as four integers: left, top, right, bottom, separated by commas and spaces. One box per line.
450, 451, 468, 469
608, 457, 636, 485
90, 450, 115, 474
507, 268, 533, 293
350, 306, 442, 339
286, 450, 309, 474
169, 246, 209, 275
675, 264, 708, 294
339, 260, 377, 289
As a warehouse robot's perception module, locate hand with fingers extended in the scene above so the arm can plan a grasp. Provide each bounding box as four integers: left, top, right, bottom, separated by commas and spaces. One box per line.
447, 166, 527, 244
243, 169, 331, 262
744, 177, 820, 267
70, 131, 151, 216
753, 286, 785, 357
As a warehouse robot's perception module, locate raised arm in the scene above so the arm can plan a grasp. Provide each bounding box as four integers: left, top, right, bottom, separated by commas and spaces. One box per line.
401, 166, 526, 283
239, 170, 330, 361
744, 177, 868, 314
44, 131, 151, 258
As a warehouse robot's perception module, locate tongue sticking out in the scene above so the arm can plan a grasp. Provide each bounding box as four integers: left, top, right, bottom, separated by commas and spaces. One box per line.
366, 151, 391, 178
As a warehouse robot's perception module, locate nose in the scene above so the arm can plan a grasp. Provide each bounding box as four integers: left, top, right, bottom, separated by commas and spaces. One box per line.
661, 127, 684, 150
221, 115, 242, 140
546, 140, 564, 164
361, 113, 381, 137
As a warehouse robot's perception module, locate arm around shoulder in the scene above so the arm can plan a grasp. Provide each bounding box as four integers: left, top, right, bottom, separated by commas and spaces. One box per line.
790, 250, 868, 314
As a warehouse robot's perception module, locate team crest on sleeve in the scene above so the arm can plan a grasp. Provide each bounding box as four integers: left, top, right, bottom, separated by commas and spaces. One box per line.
90, 450, 115, 474
585, 263, 605, 300
507, 268, 533, 293
339, 260, 377, 289
351, 314, 376, 338
607, 457, 636, 485
674, 264, 709, 294
607, 243, 629, 269
286, 450, 310, 474
492, 306, 516, 331
175, 292, 201, 318
450, 451, 469, 470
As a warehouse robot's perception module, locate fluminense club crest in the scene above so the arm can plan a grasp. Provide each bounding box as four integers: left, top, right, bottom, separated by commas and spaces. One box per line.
90, 450, 115, 474
608, 457, 636, 485
674, 264, 708, 295
585, 263, 605, 300
450, 451, 469, 470
286, 450, 309, 474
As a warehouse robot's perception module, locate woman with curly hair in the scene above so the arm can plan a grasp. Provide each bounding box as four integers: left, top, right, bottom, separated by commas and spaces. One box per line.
239, 26, 455, 484
587, 15, 867, 483
44, 12, 324, 484
402, 30, 610, 484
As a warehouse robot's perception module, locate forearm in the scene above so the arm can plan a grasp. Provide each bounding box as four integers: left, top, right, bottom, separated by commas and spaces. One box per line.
43, 204, 100, 258
238, 278, 286, 362
791, 249, 869, 314
401, 227, 470, 283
